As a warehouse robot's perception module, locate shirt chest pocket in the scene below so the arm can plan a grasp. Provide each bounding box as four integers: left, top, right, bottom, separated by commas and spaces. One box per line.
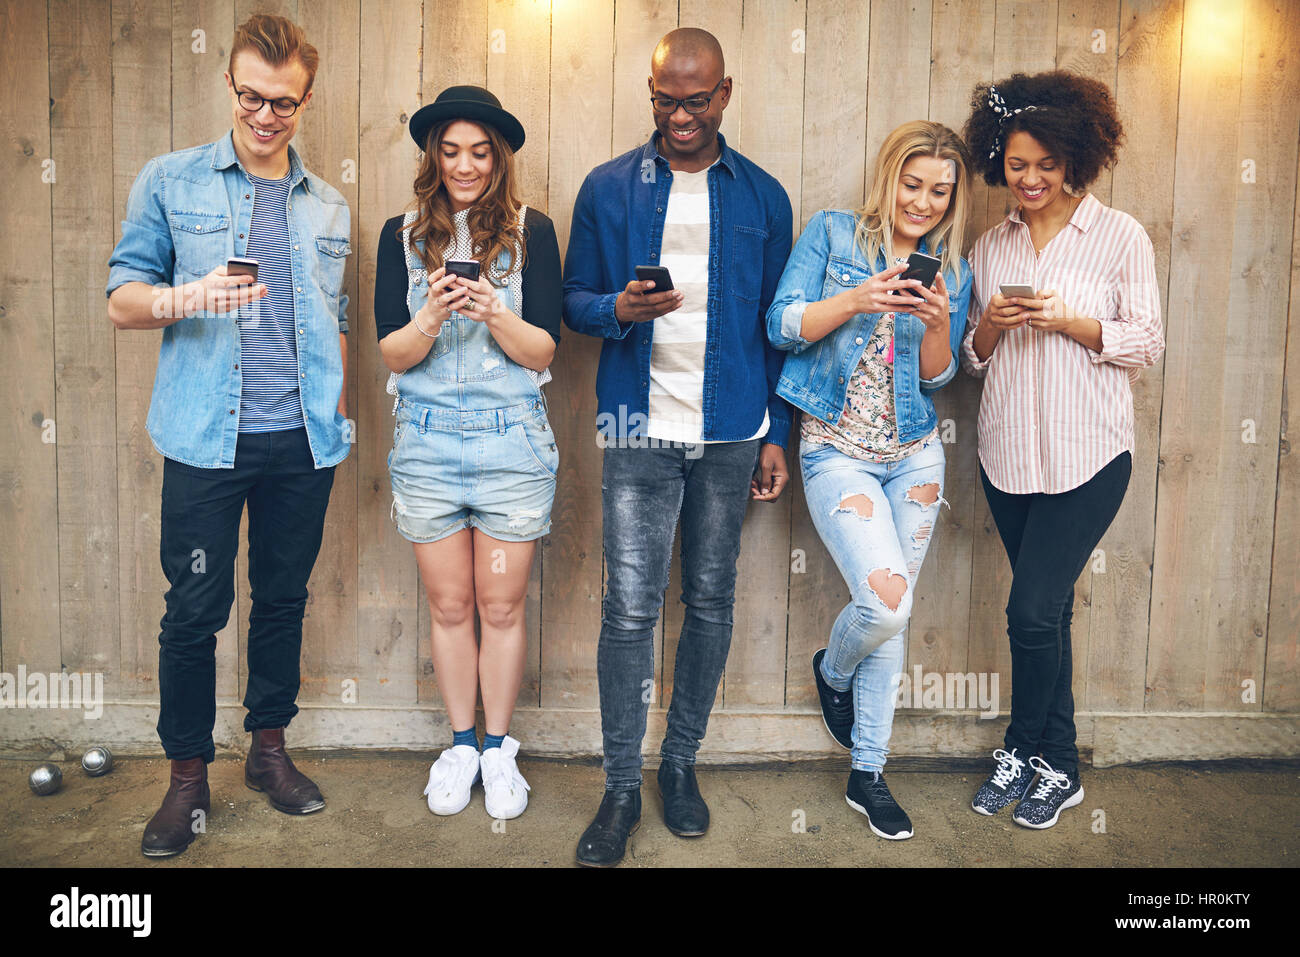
823, 258, 871, 301
168, 210, 230, 277
730, 225, 768, 302
314, 236, 351, 299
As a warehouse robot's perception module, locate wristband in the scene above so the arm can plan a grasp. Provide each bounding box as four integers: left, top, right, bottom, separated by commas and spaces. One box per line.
412, 311, 440, 339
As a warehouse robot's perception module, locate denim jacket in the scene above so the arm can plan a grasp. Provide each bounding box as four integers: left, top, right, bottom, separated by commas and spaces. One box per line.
106, 133, 352, 469
766, 209, 972, 443
562, 133, 795, 448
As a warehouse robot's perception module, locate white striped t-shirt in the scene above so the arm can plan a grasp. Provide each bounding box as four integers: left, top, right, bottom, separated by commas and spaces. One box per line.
237, 172, 303, 432
961, 193, 1164, 494
647, 164, 767, 443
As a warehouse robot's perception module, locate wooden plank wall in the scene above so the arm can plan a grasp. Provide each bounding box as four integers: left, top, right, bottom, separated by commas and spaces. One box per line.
2, 0, 1298, 749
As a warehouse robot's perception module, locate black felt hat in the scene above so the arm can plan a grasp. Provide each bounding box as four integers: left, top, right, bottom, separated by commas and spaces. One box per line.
408, 86, 526, 153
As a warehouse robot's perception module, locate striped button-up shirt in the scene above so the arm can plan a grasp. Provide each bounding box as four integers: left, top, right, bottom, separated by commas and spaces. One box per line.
961, 193, 1164, 494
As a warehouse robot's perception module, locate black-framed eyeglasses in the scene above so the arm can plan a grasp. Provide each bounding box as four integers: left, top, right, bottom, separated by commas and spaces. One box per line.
232, 76, 304, 118
650, 77, 725, 115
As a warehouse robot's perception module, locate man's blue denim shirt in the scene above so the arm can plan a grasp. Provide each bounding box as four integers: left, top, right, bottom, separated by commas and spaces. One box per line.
766, 209, 972, 443
106, 132, 352, 469
561, 133, 795, 449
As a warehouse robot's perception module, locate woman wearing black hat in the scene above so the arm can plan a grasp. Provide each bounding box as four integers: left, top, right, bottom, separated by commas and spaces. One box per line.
374, 86, 563, 821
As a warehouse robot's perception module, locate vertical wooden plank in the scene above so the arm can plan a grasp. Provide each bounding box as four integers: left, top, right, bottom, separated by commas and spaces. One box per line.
864, 0, 933, 180
412, 0, 488, 708
1086, 0, 1180, 712
292, 0, 359, 706
113, 0, 172, 699
966, 0, 1059, 712
356, 0, 423, 705
539, 0, 615, 711
1150, 0, 1298, 711
784, 0, 870, 710
50, 0, 119, 684
0, 2, 60, 676
612, 0, 677, 157
486, 0, 551, 211
172, 0, 240, 700
909, 0, 994, 690
714, 0, 805, 710
1265, 140, 1300, 712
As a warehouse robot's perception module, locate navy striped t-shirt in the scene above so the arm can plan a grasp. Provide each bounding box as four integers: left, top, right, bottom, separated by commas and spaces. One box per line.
237, 172, 303, 432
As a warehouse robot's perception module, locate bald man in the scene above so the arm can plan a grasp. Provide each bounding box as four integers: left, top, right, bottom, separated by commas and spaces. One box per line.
563, 28, 794, 867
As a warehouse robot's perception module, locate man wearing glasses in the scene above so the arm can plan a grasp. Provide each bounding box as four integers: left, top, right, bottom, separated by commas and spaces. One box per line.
106, 13, 350, 858
564, 27, 794, 866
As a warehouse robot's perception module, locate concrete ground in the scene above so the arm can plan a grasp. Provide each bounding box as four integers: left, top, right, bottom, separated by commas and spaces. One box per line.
1, 754, 1296, 867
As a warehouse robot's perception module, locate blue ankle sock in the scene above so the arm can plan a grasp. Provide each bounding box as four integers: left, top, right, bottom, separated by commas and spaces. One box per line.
482, 732, 506, 751
452, 727, 478, 750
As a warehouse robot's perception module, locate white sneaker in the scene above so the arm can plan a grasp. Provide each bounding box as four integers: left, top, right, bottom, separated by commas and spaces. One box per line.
479, 735, 531, 820
423, 744, 480, 815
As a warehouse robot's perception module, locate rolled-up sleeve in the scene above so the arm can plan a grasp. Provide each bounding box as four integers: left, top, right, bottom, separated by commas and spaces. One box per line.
1091, 228, 1164, 370
107, 159, 174, 296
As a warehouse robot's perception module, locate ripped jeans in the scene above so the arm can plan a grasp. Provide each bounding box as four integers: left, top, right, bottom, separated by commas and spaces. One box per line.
800, 436, 946, 771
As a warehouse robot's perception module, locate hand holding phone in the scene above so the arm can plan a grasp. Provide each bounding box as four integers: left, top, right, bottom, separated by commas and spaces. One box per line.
444, 259, 481, 282
616, 266, 683, 322
895, 252, 941, 293
998, 282, 1036, 300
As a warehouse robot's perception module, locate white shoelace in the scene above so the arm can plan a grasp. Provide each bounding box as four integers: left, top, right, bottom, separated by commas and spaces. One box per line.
1026, 755, 1070, 800
990, 748, 1026, 789
482, 751, 530, 794
425, 749, 476, 796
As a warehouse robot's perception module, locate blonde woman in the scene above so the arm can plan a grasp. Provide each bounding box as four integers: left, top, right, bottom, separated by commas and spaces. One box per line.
766, 121, 973, 839
375, 86, 562, 820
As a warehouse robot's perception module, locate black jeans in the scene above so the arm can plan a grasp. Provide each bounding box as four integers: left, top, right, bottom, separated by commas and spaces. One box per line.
980, 451, 1131, 776
598, 439, 760, 790
157, 428, 335, 762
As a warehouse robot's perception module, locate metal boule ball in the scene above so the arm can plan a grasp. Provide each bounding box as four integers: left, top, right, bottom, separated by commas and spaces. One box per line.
81, 746, 113, 776
29, 763, 63, 796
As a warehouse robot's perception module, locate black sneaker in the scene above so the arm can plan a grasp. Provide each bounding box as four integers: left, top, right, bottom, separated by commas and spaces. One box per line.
1011, 757, 1084, 829
812, 649, 853, 750
971, 747, 1036, 816
846, 769, 913, 840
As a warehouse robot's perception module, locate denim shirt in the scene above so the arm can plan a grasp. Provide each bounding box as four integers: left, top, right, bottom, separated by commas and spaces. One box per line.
766, 209, 972, 443
561, 133, 795, 448
106, 132, 352, 469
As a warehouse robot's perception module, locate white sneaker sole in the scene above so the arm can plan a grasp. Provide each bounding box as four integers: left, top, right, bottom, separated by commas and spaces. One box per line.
846, 795, 913, 840
1012, 786, 1084, 829
484, 794, 528, 820
426, 770, 479, 816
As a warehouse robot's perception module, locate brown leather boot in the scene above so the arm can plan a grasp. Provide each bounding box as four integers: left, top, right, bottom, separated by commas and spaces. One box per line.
245, 728, 325, 814
141, 757, 210, 858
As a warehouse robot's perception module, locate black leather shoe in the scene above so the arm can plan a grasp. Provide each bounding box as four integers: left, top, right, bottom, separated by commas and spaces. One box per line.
657, 761, 709, 837
141, 757, 210, 858
576, 789, 641, 867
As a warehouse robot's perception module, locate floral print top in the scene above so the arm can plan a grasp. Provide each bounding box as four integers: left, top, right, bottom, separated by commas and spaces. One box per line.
800, 310, 938, 462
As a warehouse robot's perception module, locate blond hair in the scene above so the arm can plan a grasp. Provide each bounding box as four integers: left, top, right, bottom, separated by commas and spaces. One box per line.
853, 121, 972, 282
229, 14, 319, 92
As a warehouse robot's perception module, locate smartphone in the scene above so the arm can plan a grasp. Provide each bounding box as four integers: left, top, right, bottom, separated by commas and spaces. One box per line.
999, 282, 1036, 300
444, 259, 481, 282
900, 252, 941, 289
634, 265, 675, 292
227, 257, 259, 281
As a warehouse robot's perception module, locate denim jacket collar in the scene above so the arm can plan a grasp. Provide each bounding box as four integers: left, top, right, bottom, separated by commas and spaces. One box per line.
640, 130, 738, 177
210, 130, 309, 192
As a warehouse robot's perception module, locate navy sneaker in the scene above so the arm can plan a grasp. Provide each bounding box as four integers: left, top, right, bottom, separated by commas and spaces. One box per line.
1012, 756, 1084, 829
846, 770, 913, 840
812, 649, 853, 750
971, 747, 1036, 815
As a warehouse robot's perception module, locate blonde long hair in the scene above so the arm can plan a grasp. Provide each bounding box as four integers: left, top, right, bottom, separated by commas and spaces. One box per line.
853, 121, 972, 282
408, 119, 525, 284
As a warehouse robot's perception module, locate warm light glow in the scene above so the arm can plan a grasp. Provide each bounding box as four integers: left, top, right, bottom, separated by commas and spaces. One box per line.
1182, 0, 1244, 64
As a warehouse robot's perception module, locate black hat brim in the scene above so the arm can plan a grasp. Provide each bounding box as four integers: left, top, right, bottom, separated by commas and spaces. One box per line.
408, 100, 526, 153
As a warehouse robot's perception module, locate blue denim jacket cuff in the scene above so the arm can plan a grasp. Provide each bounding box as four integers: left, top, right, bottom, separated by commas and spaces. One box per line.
919, 355, 957, 393
778, 300, 812, 352
106, 266, 167, 298
600, 292, 634, 340
764, 409, 792, 450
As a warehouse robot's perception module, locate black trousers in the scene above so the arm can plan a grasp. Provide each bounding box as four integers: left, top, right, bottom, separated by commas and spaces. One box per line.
157, 428, 335, 762
980, 451, 1131, 775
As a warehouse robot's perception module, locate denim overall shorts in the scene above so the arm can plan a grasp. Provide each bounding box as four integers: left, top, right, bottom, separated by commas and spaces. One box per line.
386, 208, 558, 543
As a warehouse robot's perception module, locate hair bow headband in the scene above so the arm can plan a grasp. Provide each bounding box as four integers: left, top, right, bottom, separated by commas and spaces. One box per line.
986, 85, 1039, 160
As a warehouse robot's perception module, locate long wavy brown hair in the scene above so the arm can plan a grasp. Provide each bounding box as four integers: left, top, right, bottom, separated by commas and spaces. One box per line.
408, 119, 525, 284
